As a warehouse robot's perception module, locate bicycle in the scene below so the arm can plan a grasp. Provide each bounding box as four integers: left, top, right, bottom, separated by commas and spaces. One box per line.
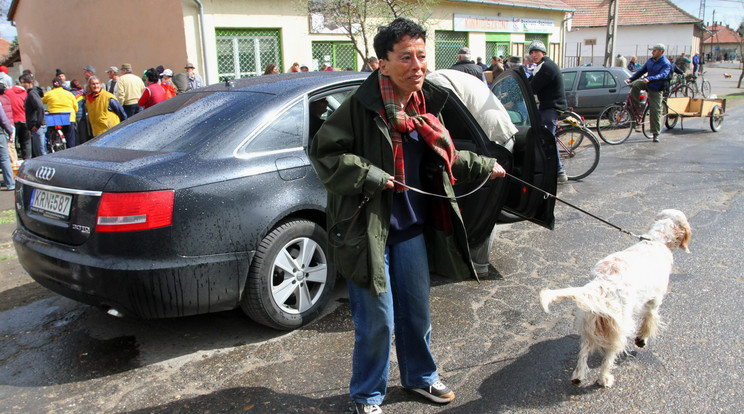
44, 112, 69, 153
555, 109, 600, 181
689, 70, 711, 98
669, 73, 695, 98
596, 90, 668, 145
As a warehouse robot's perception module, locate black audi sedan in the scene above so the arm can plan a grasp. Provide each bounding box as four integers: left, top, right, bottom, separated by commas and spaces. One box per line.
13, 69, 556, 330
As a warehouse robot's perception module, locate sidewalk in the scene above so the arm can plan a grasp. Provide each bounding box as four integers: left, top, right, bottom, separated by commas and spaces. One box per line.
0, 188, 15, 246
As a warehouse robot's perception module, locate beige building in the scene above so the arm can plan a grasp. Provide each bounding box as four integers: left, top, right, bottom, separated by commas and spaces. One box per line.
8, 0, 571, 88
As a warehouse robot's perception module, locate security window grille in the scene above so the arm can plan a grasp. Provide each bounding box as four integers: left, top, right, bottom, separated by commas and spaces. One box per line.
435, 31, 467, 70
311, 42, 357, 71
486, 42, 510, 61
216, 28, 282, 79
524, 34, 549, 54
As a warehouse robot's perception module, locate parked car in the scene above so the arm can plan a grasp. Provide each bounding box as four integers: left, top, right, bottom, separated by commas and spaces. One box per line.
13, 70, 556, 330
561, 66, 632, 117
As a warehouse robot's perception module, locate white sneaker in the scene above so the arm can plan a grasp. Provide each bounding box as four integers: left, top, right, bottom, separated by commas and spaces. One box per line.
350, 402, 382, 414
557, 170, 568, 183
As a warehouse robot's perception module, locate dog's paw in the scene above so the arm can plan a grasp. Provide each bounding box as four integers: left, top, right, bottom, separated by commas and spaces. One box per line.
635, 337, 647, 348
571, 377, 594, 387
599, 374, 615, 388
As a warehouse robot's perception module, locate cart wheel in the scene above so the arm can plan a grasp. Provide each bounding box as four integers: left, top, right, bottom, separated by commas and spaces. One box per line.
665, 114, 678, 130
710, 105, 723, 132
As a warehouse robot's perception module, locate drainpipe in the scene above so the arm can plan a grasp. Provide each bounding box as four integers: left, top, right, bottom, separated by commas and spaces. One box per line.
193, 0, 211, 84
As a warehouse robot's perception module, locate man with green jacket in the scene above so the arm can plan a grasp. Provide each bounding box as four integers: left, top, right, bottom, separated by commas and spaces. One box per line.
309, 17, 505, 414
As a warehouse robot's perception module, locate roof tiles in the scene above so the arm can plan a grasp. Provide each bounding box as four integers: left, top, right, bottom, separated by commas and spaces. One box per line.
703, 24, 743, 44
563, 0, 700, 27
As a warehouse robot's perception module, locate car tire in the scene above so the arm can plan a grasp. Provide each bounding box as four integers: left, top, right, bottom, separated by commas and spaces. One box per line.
241, 219, 336, 330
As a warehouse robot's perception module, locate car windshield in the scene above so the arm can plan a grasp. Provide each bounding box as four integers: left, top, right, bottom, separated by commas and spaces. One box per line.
90, 91, 274, 152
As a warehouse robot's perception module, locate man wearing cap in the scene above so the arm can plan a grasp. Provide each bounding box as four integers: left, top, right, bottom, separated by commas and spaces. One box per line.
105, 66, 120, 94
161, 69, 176, 100
627, 43, 671, 142
450, 46, 486, 83
185, 62, 204, 90
0, 66, 13, 88
82, 65, 96, 93
299, 64, 309, 72
115, 63, 146, 118
527, 39, 568, 182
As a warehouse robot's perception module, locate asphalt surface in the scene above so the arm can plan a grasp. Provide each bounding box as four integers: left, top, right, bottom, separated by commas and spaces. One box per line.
0, 64, 743, 413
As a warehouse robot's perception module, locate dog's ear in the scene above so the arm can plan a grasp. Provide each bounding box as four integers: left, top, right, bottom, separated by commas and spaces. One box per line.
678, 221, 691, 253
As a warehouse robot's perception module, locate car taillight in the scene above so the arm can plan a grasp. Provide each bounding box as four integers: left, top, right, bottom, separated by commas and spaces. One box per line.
96, 190, 174, 232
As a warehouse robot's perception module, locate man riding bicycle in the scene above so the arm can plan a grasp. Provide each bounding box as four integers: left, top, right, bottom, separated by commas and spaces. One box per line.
626, 43, 671, 143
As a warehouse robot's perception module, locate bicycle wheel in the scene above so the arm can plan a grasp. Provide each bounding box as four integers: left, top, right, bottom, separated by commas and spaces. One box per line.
596, 104, 632, 145
701, 80, 711, 98
710, 105, 723, 132
556, 127, 600, 181
641, 101, 668, 139
670, 84, 694, 98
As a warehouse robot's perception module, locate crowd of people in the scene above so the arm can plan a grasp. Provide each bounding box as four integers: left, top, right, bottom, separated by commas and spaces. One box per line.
0, 62, 208, 189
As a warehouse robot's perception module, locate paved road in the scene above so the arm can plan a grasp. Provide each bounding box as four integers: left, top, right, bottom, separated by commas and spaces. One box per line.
1, 80, 743, 413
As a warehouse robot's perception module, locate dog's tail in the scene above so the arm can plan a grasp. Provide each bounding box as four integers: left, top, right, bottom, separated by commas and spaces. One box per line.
539, 286, 611, 315
540, 287, 582, 313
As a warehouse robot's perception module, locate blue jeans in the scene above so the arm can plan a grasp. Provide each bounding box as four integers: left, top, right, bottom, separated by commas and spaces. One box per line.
0, 132, 14, 189
539, 108, 563, 171
31, 125, 47, 157
347, 233, 438, 405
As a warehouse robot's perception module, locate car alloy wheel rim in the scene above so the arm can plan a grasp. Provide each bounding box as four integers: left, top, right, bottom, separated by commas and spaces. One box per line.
271, 236, 328, 314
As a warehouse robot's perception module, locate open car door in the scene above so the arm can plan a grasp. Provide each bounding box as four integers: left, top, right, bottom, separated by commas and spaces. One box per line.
433, 67, 555, 248
490, 67, 557, 230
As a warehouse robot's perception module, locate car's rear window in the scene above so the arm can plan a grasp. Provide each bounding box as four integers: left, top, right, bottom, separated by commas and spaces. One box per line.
90, 91, 274, 152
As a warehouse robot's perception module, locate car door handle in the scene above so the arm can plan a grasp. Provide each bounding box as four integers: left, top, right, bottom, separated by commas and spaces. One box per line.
609, 89, 616, 93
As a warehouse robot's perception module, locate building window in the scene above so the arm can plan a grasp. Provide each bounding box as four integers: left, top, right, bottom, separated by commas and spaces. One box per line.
312, 42, 357, 71
486, 42, 510, 61
435, 31, 467, 70
216, 28, 282, 79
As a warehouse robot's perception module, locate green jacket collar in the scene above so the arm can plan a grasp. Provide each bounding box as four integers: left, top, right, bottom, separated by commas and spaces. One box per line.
354, 69, 450, 118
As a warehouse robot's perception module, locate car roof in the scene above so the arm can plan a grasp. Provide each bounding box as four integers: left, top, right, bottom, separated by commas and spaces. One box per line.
195, 71, 369, 95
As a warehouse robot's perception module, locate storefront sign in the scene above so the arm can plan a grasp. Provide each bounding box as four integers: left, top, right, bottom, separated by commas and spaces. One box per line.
454, 13, 554, 34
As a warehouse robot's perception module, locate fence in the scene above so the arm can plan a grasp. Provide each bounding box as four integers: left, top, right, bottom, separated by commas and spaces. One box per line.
563, 42, 694, 68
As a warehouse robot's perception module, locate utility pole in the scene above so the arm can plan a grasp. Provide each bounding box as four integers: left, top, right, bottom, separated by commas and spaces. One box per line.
698, 0, 706, 20
603, 0, 619, 67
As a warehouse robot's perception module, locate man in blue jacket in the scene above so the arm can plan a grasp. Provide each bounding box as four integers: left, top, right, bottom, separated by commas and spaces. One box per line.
627, 43, 671, 142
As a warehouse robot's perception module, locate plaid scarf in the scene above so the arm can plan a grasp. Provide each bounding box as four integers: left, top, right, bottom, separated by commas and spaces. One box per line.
379, 74, 457, 192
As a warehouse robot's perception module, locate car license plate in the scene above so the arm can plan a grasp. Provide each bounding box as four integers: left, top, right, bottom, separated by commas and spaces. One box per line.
30, 188, 73, 219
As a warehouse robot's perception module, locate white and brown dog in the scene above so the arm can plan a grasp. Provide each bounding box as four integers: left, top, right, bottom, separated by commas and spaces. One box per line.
540, 209, 691, 388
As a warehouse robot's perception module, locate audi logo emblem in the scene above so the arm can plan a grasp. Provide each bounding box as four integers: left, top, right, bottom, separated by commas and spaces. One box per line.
35, 166, 56, 181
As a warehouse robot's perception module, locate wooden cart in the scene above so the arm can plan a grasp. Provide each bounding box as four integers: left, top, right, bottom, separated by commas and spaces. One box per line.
665, 97, 726, 132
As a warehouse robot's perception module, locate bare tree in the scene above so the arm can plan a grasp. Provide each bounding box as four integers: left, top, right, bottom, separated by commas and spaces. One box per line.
308, 0, 435, 68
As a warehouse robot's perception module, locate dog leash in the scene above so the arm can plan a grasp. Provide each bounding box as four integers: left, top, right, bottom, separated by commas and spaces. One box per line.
505, 173, 649, 241
331, 172, 648, 245
329, 174, 492, 245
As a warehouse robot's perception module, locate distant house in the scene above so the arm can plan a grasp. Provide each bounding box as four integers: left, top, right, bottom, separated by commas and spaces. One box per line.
703, 23, 742, 62
563, 0, 702, 67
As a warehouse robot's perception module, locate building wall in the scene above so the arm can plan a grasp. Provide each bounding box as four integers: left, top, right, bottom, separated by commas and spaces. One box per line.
13, 0, 188, 88
183, 0, 569, 84
426, 2, 567, 65
565, 24, 699, 67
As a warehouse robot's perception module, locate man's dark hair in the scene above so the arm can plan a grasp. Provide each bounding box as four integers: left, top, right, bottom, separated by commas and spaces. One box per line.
145, 68, 159, 83
373, 18, 426, 60
52, 77, 63, 87
19, 73, 33, 84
